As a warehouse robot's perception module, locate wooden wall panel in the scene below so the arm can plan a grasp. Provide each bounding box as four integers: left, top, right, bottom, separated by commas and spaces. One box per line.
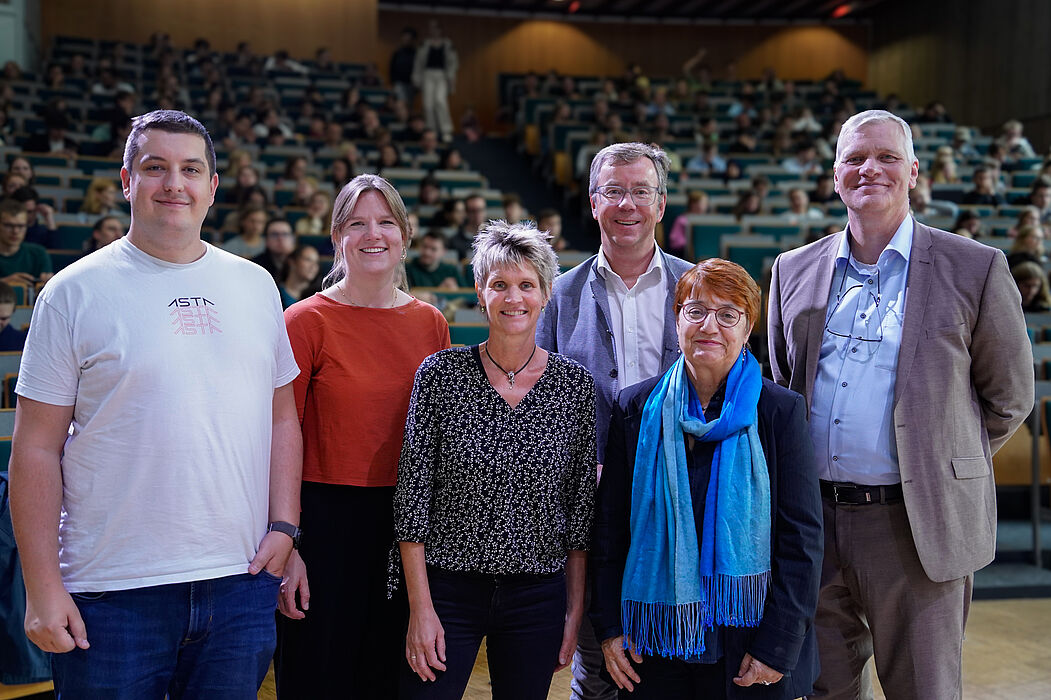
40, 0, 378, 63
868, 0, 1051, 147
379, 12, 868, 128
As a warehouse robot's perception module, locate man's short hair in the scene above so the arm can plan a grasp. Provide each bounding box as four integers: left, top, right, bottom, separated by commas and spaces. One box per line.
0, 281, 15, 306
264, 217, 292, 235
8, 186, 39, 204
537, 208, 559, 223
123, 110, 216, 177
0, 200, 26, 219
420, 229, 446, 245
836, 109, 916, 165
588, 142, 671, 197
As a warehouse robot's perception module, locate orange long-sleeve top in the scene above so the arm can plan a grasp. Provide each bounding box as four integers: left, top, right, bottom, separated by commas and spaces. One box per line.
284, 293, 451, 487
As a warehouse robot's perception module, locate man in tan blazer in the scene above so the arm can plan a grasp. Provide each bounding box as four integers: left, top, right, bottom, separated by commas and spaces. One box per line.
768, 109, 1032, 699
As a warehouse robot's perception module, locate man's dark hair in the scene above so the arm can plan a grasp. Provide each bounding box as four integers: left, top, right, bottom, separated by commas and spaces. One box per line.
0, 200, 26, 219
0, 281, 15, 305
92, 214, 123, 233
8, 186, 39, 204
265, 217, 291, 235
421, 229, 446, 244
1031, 177, 1051, 194
537, 208, 559, 222
123, 110, 216, 177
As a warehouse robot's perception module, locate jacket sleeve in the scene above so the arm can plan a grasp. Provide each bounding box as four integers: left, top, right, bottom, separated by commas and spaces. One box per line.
588, 398, 633, 643
748, 393, 823, 673
767, 253, 791, 388
971, 251, 1033, 454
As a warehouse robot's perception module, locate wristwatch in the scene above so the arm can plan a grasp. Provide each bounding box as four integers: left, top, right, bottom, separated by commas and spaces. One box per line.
267, 521, 302, 549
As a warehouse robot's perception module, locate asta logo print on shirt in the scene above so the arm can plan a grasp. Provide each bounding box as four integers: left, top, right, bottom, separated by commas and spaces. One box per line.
168, 296, 222, 335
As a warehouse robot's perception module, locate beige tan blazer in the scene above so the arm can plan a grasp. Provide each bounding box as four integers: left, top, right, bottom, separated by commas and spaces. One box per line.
768, 220, 1033, 582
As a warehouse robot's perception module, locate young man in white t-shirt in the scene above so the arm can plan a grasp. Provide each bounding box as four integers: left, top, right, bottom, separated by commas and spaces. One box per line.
9, 110, 303, 698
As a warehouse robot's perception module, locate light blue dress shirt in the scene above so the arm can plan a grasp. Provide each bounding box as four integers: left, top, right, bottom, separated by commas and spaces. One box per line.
810, 216, 913, 485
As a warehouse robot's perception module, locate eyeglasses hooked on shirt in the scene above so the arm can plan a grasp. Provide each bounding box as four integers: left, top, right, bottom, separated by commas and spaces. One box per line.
824, 263, 884, 343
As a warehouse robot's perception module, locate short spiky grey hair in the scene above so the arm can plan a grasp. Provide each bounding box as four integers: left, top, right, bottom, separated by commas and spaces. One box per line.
588, 142, 670, 197
471, 220, 558, 301
836, 109, 916, 165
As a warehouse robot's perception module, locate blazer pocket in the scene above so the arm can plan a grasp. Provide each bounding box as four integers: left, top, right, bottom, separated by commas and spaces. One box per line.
926, 322, 966, 339
951, 456, 990, 479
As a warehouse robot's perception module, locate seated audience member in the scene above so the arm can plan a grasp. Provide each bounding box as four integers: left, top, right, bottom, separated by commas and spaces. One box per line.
685, 143, 726, 175
418, 175, 443, 207
26, 113, 79, 157
729, 130, 759, 154
929, 152, 960, 184
406, 230, 464, 289
377, 143, 404, 174
998, 119, 1036, 160
7, 187, 58, 248
1007, 225, 1045, 268
79, 177, 123, 216
953, 210, 984, 239
327, 157, 354, 190
1030, 179, 1051, 223
1, 173, 26, 198
0, 281, 26, 350
280, 156, 310, 188
435, 198, 467, 232
809, 172, 840, 205
751, 175, 772, 206
536, 208, 566, 252
80, 215, 125, 257
961, 166, 1006, 206
503, 193, 527, 223
1012, 261, 1051, 313
289, 178, 318, 209
295, 191, 332, 237
253, 218, 297, 282
5, 156, 34, 185
447, 193, 487, 261
667, 190, 709, 259
224, 164, 262, 204
952, 127, 979, 160
780, 141, 822, 176
222, 203, 269, 258
910, 174, 959, 223
1010, 206, 1043, 238
278, 244, 321, 309
782, 187, 824, 223
733, 190, 762, 221
0, 200, 52, 285
440, 148, 467, 171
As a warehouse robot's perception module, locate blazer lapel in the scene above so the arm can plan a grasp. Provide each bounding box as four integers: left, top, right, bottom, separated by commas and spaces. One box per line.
588, 266, 615, 364
894, 221, 933, 406
804, 242, 838, 401
660, 252, 682, 367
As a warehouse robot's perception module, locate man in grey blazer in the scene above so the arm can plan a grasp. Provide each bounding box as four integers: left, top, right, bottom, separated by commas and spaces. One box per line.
768, 110, 1032, 699
536, 142, 691, 700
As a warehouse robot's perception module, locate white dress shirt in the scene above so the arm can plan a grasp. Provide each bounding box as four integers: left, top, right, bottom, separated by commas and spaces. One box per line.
596, 246, 666, 388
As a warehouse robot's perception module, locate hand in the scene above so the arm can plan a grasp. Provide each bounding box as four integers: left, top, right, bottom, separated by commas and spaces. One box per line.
406, 605, 447, 682
249, 530, 293, 579
1, 272, 36, 286
555, 610, 582, 672
24, 587, 89, 653
733, 652, 784, 687
601, 635, 642, 692
277, 549, 309, 619
437, 277, 459, 291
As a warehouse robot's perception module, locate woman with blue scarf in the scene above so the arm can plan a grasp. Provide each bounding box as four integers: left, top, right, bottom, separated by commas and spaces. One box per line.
590, 259, 823, 698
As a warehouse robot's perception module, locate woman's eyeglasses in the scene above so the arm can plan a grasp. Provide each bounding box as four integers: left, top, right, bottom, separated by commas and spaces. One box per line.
679, 303, 744, 328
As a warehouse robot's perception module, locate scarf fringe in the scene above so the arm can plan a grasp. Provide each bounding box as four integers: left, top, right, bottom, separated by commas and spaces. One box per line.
621, 571, 771, 658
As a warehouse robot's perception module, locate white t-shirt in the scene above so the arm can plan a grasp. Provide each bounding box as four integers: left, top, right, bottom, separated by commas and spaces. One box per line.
16, 238, 300, 592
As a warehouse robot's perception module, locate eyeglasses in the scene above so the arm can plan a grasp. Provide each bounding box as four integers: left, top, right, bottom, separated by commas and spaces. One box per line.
593, 185, 660, 207
0, 222, 28, 232
679, 303, 744, 328
824, 265, 883, 342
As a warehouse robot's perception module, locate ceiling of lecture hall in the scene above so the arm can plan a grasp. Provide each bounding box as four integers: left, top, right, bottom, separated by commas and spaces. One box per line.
378, 0, 889, 21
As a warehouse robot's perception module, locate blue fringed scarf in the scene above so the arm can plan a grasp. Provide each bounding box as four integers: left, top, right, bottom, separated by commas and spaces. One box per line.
621, 350, 770, 659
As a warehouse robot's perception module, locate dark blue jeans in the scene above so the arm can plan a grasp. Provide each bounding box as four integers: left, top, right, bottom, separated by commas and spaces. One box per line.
51, 571, 281, 699
399, 566, 567, 700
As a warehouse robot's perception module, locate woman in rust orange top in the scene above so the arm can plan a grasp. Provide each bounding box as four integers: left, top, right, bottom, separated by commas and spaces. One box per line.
276, 174, 450, 698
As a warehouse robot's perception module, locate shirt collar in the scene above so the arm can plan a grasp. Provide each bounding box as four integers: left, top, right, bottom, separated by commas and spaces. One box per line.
835, 214, 914, 269
596, 244, 663, 282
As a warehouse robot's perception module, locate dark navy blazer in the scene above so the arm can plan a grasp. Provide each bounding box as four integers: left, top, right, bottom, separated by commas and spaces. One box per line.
590, 375, 823, 699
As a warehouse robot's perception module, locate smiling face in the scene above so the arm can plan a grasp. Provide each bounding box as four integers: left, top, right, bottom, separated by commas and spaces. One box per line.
477, 261, 546, 339
834, 120, 918, 218
676, 288, 753, 381
336, 189, 407, 281
121, 129, 218, 244
590, 158, 665, 257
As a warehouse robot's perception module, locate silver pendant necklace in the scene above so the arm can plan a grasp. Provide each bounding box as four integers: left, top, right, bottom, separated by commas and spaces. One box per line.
484, 343, 536, 388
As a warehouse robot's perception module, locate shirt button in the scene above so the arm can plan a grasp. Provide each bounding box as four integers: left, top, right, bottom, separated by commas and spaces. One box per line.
609, 369, 618, 378
867, 279, 873, 284
860, 313, 866, 319
841, 382, 848, 387
851, 347, 858, 353
832, 455, 839, 461
834, 419, 841, 424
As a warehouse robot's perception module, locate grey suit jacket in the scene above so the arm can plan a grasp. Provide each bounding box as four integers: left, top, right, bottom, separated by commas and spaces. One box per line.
536, 249, 693, 462
768, 220, 1033, 582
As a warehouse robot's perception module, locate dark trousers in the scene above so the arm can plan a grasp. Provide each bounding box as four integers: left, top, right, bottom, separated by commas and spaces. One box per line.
399, 567, 567, 700
621, 655, 727, 699
274, 483, 406, 700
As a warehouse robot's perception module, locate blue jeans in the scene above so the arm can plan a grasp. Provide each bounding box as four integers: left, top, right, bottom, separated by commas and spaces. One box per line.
51, 571, 281, 699
399, 566, 567, 700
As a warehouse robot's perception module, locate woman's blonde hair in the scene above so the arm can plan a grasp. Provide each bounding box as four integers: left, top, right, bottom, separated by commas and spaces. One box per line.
324, 174, 410, 288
